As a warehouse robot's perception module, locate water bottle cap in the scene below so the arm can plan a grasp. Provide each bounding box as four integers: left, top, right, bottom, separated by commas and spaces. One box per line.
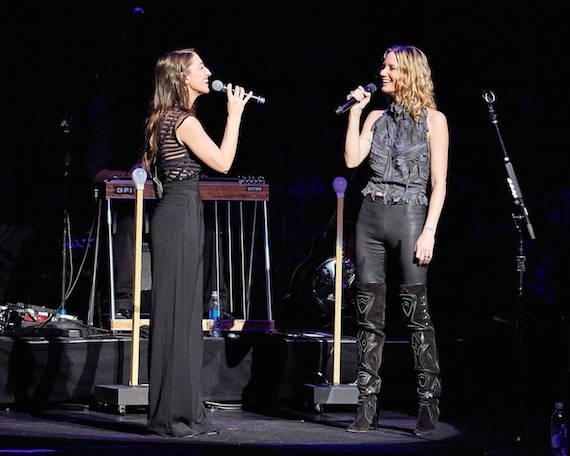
555, 402, 563, 410
211, 291, 219, 297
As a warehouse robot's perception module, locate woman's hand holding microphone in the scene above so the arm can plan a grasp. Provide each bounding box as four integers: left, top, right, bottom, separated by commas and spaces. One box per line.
225, 83, 253, 120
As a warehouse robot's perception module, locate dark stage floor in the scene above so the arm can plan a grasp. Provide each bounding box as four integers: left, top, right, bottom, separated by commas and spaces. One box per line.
0, 323, 557, 455
0, 404, 550, 455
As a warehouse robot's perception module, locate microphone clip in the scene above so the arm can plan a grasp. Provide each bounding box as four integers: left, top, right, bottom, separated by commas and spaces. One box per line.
482, 89, 498, 124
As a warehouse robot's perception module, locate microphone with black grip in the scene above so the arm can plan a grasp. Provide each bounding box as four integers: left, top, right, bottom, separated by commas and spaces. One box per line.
335, 83, 377, 115
211, 80, 265, 104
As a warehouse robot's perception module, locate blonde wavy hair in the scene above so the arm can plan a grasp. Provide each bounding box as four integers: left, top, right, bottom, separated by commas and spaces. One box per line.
384, 45, 436, 121
143, 48, 197, 167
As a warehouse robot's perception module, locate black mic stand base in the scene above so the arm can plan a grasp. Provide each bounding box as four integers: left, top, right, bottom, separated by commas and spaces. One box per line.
94, 384, 149, 416
302, 383, 358, 414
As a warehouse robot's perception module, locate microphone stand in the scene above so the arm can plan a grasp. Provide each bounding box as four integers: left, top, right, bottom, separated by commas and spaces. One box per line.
59, 115, 72, 316
482, 90, 536, 443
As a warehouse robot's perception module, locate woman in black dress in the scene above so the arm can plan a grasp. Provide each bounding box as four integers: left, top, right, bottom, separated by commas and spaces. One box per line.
143, 48, 251, 437
344, 45, 449, 434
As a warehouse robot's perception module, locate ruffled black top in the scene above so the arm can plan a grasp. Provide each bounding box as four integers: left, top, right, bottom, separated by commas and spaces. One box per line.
362, 103, 430, 205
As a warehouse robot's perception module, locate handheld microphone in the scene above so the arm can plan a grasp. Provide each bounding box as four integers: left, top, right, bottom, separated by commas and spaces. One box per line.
335, 83, 377, 115
211, 80, 265, 104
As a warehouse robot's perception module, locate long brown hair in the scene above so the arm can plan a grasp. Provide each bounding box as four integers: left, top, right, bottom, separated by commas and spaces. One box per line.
143, 48, 197, 167
384, 45, 437, 120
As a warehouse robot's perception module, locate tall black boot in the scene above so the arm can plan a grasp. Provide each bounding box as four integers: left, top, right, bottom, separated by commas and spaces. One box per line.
347, 282, 386, 433
399, 283, 441, 435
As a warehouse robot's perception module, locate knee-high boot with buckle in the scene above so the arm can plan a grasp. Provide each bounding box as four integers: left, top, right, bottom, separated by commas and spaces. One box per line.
347, 282, 386, 433
399, 283, 441, 435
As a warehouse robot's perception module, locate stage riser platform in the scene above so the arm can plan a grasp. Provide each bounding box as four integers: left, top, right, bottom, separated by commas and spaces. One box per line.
0, 332, 358, 406
0, 333, 469, 412
0, 334, 356, 404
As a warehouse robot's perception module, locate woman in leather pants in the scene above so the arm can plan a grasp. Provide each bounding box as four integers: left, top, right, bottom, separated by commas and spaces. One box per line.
343, 45, 449, 435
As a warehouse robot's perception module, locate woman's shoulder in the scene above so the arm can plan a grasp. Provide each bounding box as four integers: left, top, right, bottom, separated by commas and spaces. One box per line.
425, 109, 449, 142
426, 108, 447, 124
365, 109, 385, 126
175, 109, 198, 129
368, 109, 385, 121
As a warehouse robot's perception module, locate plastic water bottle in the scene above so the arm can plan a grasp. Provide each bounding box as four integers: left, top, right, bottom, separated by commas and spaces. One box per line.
208, 291, 222, 337
551, 402, 568, 456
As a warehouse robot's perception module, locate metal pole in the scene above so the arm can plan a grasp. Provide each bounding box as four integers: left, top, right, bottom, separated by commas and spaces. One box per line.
246, 201, 257, 319
214, 201, 220, 296
87, 194, 102, 326
227, 202, 234, 314
60, 212, 68, 312
106, 198, 116, 321
262, 201, 272, 321
239, 202, 246, 318
59, 118, 71, 314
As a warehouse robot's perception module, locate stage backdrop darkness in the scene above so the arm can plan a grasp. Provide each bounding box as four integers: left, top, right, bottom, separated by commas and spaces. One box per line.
2, 2, 566, 416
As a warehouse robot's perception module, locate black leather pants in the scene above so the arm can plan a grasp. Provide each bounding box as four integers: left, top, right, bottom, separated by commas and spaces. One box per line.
354, 199, 440, 428
355, 199, 428, 285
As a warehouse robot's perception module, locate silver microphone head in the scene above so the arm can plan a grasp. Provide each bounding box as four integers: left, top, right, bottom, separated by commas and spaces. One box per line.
211, 80, 225, 92
364, 83, 378, 94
